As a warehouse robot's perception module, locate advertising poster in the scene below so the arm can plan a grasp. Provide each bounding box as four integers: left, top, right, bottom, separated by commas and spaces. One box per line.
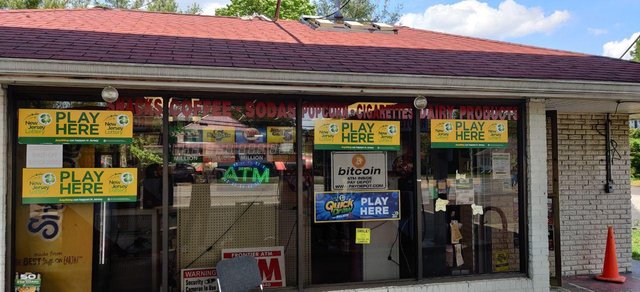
266, 127, 295, 143
221, 246, 286, 288
430, 119, 508, 148
203, 128, 235, 143
236, 127, 266, 144
18, 109, 133, 144
491, 152, 511, 179
181, 268, 218, 292
331, 152, 387, 190
314, 120, 400, 151
22, 168, 138, 204
455, 172, 474, 205
314, 191, 400, 223
15, 204, 93, 292
15, 273, 41, 292
183, 129, 203, 142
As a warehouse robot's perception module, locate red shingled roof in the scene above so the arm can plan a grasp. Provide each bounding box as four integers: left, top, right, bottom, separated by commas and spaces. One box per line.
1, 8, 639, 83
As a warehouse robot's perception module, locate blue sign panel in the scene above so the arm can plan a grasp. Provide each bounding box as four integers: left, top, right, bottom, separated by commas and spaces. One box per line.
314, 191, 401, 223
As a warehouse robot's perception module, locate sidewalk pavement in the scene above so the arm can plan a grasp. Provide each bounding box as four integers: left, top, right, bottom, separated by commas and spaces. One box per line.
552, 260, 640, 292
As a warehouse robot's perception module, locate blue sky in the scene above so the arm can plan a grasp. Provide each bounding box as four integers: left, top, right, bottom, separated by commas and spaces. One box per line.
176, 0, 640, 59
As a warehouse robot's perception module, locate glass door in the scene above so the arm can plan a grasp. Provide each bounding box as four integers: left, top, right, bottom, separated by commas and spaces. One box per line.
419, 104, 522, 278
14, 98, 164, 292
302, 100, 416, 284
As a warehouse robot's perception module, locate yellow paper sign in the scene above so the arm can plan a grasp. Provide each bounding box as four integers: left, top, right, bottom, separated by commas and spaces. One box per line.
18, 109, 133, 144
15, 204, 94, 292
22, 168, 137, 204
203, 128, 235, 143
355, 228, 371, 244
431, 119, 508, 148
493, 250, 510, 272
267, 127, 295, 143
314, 120, 400, 150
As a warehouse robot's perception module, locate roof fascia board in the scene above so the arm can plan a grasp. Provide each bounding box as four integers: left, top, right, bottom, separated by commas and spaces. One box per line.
1, 58, 640, 100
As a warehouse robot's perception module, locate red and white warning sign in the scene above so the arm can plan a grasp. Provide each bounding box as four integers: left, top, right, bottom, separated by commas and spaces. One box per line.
221, 246, 286, 287
181, 267, 218, 292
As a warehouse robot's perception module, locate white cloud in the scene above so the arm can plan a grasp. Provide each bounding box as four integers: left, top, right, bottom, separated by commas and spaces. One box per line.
176, 0, 229, 15
602, 32, 640, 60
587, 28, 607, 36
202, 0, 229, 15
398, 0, 570, 39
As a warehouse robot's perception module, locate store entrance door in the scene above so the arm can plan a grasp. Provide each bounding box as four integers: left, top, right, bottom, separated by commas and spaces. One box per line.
302, 101, 416, 285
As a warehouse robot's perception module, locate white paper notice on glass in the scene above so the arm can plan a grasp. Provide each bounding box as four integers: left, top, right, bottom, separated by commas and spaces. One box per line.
26, 145, 63, 168
492, 152, 511, 179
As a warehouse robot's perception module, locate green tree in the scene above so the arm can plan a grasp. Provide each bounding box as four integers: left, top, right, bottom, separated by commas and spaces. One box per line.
315, 0, 402, 24
631, 38, 640, 62
146, 0, 177, 12
215, 0, 316, 20
1, 0, 202, 14
183, 2, 202, 14
0, 0, 42, 9
631, 128, 640, 177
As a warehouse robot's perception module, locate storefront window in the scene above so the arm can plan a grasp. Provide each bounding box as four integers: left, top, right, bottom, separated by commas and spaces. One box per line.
302, 101, 417, 284
420, 104, 521, 277
14, 98, 164, 291
11, 92, 524, 291
167, 98, 297, 290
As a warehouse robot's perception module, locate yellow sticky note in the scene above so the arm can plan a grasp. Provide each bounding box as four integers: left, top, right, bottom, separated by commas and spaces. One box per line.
355, 228, 371, 244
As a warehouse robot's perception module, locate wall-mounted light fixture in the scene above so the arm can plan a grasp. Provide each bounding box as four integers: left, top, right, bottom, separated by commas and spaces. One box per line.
101, 86, 119, 103
414, 95, 427, 109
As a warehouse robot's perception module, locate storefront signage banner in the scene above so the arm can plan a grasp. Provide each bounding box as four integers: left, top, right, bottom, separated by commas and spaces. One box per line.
267, 127, 295, 143
221, 246, 286, 288
236, 128, 266, 143
314, 191, 400, 223
314, 120, 400, 150
22, 168, 137, 204
331, 152, 387, 190
18, 109, 133, 144
203, 128, 235, 143
431, 119, 508, 148
181, 267, 218, 292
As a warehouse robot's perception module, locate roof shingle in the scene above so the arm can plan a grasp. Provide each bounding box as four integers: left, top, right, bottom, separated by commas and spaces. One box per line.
1, 8, 639, 83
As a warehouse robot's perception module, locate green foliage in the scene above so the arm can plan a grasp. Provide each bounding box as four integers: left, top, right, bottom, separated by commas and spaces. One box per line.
183, 2, 202, 14
632, 38, 640, 62
130, 137, 162, 167
0, 0, 42, 9
631, 129, 640, 178
633, 230, 640, 259
146, 0, 177, 12
215, 0, 316, 20
1, 0, 201, 14
315, 0, 402, 24
41, 0, 67, 8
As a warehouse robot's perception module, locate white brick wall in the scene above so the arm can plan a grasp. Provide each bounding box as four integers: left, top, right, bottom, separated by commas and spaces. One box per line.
331, 98, 549, 292
553, 113, 631, 276
527, 98, 551, 292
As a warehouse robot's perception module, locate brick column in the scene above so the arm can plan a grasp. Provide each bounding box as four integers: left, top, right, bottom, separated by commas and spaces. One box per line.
527, 98, 550, 291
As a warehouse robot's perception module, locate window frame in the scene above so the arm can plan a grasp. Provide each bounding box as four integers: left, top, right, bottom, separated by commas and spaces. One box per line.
6, 86, 529, 291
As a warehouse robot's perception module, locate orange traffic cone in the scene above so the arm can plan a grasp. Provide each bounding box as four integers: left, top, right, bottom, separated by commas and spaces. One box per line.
595, 226, 626, 283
